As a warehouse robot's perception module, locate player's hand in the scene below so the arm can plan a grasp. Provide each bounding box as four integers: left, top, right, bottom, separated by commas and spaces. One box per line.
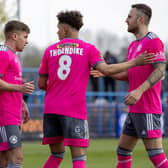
22, 101, 30, 124
20, 81, 34, 94
134, 51, 155, 66
124, 89, 142, 105
90, 69, 105, 77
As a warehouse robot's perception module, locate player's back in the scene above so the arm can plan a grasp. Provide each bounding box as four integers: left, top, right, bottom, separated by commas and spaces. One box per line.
39, 38, 103, 119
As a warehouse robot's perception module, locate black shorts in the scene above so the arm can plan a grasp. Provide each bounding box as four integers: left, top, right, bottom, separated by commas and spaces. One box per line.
122, 113, 162, 138
43, 114, 89, 147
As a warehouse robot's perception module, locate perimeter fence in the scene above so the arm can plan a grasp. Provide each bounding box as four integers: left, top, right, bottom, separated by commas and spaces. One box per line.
21, 68, 168, 140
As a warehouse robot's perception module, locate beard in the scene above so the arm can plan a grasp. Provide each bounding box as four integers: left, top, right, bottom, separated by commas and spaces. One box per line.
127, 24, 139, 34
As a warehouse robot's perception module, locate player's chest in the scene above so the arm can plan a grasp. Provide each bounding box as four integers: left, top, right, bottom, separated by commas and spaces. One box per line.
128, 42, 146, 60
8, 57, 21, 74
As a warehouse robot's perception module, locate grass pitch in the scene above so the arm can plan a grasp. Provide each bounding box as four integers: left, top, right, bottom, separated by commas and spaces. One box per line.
23, 138, 168, 168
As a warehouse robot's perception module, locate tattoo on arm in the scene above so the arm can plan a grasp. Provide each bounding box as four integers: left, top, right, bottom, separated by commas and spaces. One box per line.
147, 63, 166, 87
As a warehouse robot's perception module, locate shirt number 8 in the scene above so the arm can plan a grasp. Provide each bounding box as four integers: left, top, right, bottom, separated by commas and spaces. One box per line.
57, 55, 72, 80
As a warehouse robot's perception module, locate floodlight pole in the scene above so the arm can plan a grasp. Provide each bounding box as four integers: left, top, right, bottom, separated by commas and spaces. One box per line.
16, 0, 20, 20
16, 0, 21, 60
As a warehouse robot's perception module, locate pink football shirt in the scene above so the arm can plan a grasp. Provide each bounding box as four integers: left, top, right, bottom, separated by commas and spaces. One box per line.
127, 32, 166, 114
39, 38, 104, 120
0, 45, 23, 126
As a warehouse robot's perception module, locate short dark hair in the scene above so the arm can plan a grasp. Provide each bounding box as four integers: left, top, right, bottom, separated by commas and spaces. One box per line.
4, 20, 30, 39
132, 3, 152, 24
57, 10, 83, 31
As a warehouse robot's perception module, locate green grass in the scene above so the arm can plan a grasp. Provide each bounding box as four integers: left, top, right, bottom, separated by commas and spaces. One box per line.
23, 138, 168, 168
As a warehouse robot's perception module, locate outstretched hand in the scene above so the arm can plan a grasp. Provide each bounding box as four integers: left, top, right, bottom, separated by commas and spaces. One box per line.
135, 51, 155, 66
90, 69, 105, 78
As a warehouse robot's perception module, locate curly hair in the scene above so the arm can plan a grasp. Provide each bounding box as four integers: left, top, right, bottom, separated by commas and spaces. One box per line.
57, 10, 83, 31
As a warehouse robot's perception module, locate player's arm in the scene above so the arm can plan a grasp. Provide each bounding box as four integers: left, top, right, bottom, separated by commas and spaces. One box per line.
22, 100, 30, 124
90, 69, 128, 81
0, 78, 34, 94
38, 49, 49, 91
109, 71, 128, 81
38, 75, 48, 90
0, 78, 20, 91
95, 52, 154, 76
136, 63, 165, 92
124, 63, 166, 105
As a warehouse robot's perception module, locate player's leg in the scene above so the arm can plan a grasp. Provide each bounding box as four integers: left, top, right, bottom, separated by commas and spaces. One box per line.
0, 125, 22, 168
42, 114, 65, 168
116, 134, 138, 168
63, 116, 89, 168
6, 147, 23, 168
43, 142, 65, 168
143, 138, 168, 168
0, 151, 8, 167
142, 114, 168, 168
70, 146, 87, 168
116, 113, 138, 168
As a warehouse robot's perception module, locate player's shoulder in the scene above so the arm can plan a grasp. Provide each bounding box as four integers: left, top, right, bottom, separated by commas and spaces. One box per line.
0, 45, 8, 52
80, 39, 94, 46
44, 42, 58, 52
69, 38, 95, 48
80, 40, 98, 51
65, 38, 92, 48
0, 45, 11, 62
45, 39, 96, 50
145, 32, 164, 48
0, 45, 10, 58
49, 42, 58, 48
146, 32, 160, 40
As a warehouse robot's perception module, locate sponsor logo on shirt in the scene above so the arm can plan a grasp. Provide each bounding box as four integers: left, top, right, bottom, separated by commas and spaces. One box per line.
15, 76, 22, 81
14, 72, 22, 81
50, 47, 84, 57
57, 43, 79, 48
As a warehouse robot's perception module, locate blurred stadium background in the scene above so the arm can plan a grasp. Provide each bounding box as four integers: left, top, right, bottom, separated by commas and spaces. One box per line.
21, 69, 168, 140
0, 0, 168, 167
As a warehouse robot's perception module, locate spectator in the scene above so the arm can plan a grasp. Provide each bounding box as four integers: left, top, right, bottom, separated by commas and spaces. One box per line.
103, 51, 118, 100
89, 75, 99, 101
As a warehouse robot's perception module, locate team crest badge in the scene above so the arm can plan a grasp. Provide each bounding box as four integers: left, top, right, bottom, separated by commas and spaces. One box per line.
75, 126, 81, 133
9, 135, 18, 144
137, 44, 142, 52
